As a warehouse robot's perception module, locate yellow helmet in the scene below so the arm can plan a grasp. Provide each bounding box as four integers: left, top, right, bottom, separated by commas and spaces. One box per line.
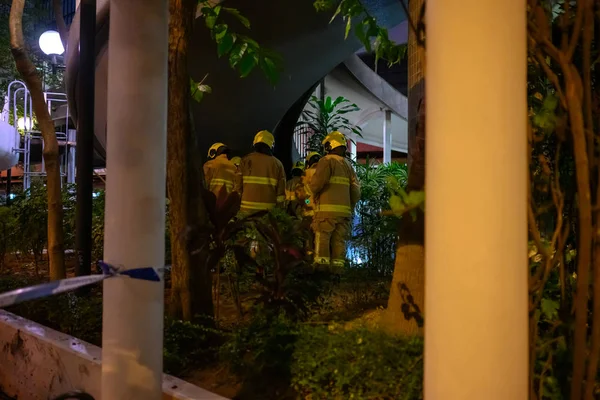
322, 131, 347, 152
208, 142, 227, 159
291, 160, 305, 173
306, 151, 321, 163
253, 130, 275, 148
231, 156, 241, 167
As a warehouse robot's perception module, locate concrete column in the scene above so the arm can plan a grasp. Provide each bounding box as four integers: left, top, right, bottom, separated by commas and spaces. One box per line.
382, 109, 392, 164
425, 1, 527, 399
101, 0, 168, 399
349, 136, 357, 162
67, 129, 76, 184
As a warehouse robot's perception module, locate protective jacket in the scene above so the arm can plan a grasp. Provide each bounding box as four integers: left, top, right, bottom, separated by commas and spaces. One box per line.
309, 154, 361, 218
239, 152, 286, 212
203, 154, 238, 196
297, 165, 318, 217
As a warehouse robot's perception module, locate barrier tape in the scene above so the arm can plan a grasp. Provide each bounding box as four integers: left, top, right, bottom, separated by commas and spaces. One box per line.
0, 262, 161, 309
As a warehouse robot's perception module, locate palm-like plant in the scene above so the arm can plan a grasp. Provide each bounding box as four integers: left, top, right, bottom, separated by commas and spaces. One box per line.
299, 95, 362, 154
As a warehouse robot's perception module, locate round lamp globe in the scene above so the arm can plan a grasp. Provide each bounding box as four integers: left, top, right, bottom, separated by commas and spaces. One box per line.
39, 30, 64, 56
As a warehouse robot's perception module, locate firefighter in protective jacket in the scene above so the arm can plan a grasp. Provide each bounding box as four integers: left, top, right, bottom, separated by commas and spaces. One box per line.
203, 142, 238, 196
297, 151, 321, 220
285, 160, 305, 215
309, 132, 360, 270
238, 130, 286, 214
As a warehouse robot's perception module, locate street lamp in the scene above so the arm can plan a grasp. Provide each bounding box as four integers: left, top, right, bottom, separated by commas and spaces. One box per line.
38, 30, 64, 56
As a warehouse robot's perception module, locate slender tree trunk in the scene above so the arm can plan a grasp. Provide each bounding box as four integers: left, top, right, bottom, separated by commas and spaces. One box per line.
52, 0, 69, 50
10, 0, 66, 280
384, 0, 426, 335
168, 0, 214, 320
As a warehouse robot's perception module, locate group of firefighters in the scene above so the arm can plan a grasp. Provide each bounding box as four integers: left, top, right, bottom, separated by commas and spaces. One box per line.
203, 129, 360, 271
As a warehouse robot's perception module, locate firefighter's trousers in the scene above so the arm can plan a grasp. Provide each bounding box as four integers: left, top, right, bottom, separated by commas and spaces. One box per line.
311, 216, 351, 271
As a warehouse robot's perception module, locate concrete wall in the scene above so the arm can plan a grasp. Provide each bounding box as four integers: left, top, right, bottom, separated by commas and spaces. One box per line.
0, 310, 226, 400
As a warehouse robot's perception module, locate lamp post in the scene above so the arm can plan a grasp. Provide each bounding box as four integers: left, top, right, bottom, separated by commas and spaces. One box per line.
75, 0, 96, 278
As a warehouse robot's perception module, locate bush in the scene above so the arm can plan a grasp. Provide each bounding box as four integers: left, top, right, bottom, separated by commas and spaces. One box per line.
350, 161, 407, 276
163, 317, 224, 375
220, 310, 299, 397
292, 324, 423, 400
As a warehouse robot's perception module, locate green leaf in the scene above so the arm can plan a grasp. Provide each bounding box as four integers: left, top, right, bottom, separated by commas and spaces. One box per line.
329, 3, 343, 23
190, 78, 211, 103
541, 298, 559, 320
203, 5, 221, 30
217, 33, 235, 57
237, 35, 260, 49
345, 16, 352, 39
213, 24, 228, 41
238, 52, 259, 78
406, 191, 425, 207
259, 56, 279, 85
222, 7, 251, 29
229, 42, 248, 68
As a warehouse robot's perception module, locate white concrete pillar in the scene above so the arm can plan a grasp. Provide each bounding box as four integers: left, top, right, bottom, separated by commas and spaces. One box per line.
101, 0, 168, 399
425, 1, 527, 399
67, 129, 76, 184
382, 109, 392, 164
349, 137, 357, 162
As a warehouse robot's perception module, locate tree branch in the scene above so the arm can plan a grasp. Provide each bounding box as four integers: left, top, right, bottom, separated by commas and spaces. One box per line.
52, 0, 69, 50
567, 0, 586, 61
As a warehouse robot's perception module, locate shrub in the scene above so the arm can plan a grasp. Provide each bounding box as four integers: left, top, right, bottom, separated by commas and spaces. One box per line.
350, 161, 407, 276
220, 310, 299, 397
163, 317, 224, 375
292, 324, 423, 400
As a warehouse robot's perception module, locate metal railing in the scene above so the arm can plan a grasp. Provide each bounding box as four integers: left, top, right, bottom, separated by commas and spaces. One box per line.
293, 122, 313, 159
6, 80, 74, 190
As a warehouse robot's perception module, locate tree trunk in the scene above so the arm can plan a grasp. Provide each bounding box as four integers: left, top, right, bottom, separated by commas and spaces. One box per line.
10, 0, 66, 281
385, 0, 426, 335
168, 0, 214, 320
52, 0, 69, 50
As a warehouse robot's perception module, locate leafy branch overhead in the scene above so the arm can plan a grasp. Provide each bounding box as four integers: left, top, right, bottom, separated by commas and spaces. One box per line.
191, 1, 284, 102
313, 0, 407, 68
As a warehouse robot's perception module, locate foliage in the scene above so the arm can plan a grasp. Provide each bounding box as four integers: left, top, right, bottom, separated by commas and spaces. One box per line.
191, 1, 283, 102
10, 181, 50, 270
0, 206, 15, 269
526, 0, 600, 398
252, 209, 310, 311
221, 309, 422, 400
349, 161, 407, 275
220, 309, 300, 397
163, 317, 224, 375
299, 95, 362, 154
292, 324, 423, 400
0, 0, 65, 113
313, 0, 408, 68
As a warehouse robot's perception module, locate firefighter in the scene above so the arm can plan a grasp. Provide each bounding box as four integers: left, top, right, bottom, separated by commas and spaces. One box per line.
238, 130, 286, 214
309, 132, 360, 271
297, 151, 321, 219
203, 142, 238, 196
295, 151, 321, 256
231, 156, 242, 171
285, 160, 305, 215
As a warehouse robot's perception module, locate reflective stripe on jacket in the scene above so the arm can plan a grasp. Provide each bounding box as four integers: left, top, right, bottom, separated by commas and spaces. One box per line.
308, 154, 361, 218
203, 154, 238, 196
239, 152, 286, 212
298, 165, 317, 217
